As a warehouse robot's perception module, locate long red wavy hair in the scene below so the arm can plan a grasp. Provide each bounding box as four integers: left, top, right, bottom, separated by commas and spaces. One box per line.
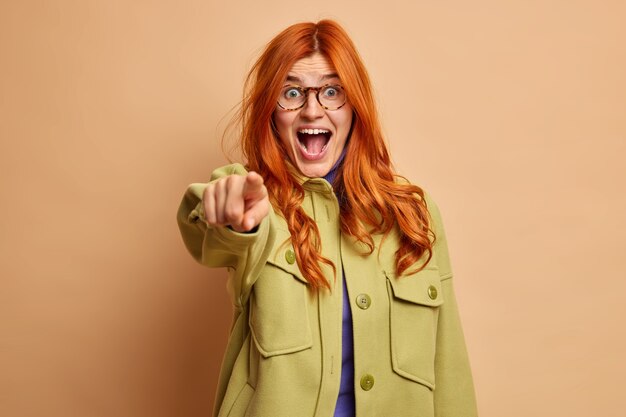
236, 20, 434, 290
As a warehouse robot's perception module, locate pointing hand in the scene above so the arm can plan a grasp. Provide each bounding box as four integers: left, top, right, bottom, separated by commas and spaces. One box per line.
202, 172, 270, 232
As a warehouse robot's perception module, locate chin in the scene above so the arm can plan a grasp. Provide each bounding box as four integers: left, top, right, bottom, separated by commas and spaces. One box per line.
296, 161, 332, 178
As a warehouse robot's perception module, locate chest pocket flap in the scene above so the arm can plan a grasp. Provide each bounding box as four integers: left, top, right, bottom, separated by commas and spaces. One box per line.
264, 227, 307, 284
386, 267, 444, 307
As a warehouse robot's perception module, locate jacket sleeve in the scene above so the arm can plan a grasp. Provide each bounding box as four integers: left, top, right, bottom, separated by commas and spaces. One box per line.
425, 194, 479, 417
176, 163, 277, 306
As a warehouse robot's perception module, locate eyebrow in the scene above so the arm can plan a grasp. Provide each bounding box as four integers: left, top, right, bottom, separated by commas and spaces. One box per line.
286, 73, 340, 83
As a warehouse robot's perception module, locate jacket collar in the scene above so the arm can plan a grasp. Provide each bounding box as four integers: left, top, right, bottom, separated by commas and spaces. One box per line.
285, 161, 335, 195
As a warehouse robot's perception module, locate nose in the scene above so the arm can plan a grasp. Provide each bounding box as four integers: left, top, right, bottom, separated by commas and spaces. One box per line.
300, 90, 325, 120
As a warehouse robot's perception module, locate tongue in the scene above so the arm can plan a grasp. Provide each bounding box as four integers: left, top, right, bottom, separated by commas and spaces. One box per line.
302, 134, 327, 154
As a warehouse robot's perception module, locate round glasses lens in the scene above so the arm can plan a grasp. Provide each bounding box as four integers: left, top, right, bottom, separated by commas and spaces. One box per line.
319, 85, 346, 109
278, 86, 305, 110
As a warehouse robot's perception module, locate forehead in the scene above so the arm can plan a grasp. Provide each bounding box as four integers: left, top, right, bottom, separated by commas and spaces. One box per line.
287, 52, 338, 83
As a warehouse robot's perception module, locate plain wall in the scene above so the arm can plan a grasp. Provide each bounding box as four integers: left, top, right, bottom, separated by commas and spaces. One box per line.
1, 1, 625, 416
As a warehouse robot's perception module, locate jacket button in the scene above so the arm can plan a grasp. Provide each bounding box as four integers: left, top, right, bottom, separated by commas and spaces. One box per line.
360, 374, 375, 391
428, 285, 438, 300
355, 294, 371, 310
285, 249, 296, 264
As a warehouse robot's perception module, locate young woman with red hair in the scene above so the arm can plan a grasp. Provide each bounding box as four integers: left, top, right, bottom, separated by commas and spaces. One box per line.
178, 20, 478, 417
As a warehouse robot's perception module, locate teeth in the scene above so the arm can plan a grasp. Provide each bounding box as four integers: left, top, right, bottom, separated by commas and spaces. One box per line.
298, 128, 329, 135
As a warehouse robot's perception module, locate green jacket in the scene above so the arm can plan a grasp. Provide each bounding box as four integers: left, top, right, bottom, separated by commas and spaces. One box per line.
177, 163, 478, 417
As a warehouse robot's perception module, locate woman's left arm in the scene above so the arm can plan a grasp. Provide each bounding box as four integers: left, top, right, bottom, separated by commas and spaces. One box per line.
426, 194, 479, 417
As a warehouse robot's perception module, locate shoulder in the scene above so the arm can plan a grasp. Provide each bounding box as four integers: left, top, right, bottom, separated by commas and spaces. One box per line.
423, 192, 444, 229
421, 192, 453, 279
391, 174, 444, 226
390, 174, 451, 275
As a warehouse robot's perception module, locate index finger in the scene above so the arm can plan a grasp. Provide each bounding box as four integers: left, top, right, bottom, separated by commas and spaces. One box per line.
242, 171, 265, 198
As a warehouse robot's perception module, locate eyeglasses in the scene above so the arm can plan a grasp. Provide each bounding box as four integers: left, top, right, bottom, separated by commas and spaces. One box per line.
277, 84, 347, 111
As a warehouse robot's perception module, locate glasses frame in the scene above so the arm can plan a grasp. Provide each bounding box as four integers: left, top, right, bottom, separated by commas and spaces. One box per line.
277, 83, 347, 111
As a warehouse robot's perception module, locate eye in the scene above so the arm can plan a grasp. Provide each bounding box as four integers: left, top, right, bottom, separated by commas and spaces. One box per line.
283, 87, 303, 99
322, 85, 342, 99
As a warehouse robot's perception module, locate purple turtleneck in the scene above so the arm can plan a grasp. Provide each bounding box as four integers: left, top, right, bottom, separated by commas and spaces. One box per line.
322, 153, 356, 417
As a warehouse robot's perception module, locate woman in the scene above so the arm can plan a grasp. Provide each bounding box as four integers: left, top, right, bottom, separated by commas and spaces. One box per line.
177, 20, 478, 417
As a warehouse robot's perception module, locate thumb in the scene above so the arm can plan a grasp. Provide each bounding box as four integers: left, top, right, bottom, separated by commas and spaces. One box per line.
241, 196, 270, 231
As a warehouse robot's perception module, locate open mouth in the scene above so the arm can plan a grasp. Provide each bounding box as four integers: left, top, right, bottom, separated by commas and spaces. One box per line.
297, 128, 332, 157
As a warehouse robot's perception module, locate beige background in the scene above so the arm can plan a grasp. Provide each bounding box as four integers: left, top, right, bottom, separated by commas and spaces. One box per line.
1, 1, 625, 416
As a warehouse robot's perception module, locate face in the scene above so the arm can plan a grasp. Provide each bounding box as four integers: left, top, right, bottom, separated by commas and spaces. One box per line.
273, 52, 353, 178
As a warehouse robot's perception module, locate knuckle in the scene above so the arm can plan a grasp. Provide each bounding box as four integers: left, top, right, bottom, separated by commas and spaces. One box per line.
224, 206, 242, 222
